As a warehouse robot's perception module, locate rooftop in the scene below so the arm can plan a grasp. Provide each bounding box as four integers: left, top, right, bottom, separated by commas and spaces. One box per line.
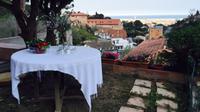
87, 19, 121, 25
97, 28, 127, 38
124, 38, 166, 60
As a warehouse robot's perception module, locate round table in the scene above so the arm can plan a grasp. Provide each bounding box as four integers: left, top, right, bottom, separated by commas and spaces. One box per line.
11, 46, 103, 112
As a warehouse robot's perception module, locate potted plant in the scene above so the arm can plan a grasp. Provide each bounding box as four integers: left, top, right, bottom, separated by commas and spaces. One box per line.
26, 39, 50, 54
39, 10, 72, 45
102, 52, 119, 64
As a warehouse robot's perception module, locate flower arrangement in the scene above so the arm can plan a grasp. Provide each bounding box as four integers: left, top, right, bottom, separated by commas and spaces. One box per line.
102, 52, 119, 60
39, 10, 72, 45
26, 39, 50, 54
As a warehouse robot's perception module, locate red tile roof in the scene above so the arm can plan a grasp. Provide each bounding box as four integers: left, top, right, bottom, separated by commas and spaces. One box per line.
87, 19, 121, 25
97, 28, 127, 38
123, 38, 166, 60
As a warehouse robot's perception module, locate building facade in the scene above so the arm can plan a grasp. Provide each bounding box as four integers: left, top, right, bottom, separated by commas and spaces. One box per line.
111, 38, 134, 50
149, 26, 163, 40
70, 12, 88, 26
87, 19, 123, 30
95, 28, 127, 39
69, 12, 123, 30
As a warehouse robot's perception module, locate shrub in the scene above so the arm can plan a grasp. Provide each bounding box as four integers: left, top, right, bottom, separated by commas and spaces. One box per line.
126, 54, 149, 62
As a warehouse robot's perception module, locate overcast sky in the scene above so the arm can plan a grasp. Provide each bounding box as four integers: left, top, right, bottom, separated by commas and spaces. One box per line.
73, 0, 200, 16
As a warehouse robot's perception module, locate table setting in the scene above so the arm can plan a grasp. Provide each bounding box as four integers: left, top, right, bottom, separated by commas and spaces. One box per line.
11, 42, 103, 112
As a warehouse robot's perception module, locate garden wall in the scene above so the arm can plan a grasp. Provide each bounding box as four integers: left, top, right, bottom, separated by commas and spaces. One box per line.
103, 63, 186, 84
0, 43, 25, 60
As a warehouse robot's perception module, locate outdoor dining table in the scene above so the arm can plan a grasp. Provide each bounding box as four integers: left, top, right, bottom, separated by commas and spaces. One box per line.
11, 46, 103, 112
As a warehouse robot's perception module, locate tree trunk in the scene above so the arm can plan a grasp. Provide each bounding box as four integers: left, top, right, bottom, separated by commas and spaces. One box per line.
13, 12, 37, 47
21, 21, 37, 42
10, 0, 39, 47
46, 27, 56, 45
176, 52, 188, 73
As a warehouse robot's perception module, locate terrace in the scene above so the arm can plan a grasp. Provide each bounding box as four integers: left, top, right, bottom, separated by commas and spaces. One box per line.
0, 1, 200, 112
0, 37, 197, 112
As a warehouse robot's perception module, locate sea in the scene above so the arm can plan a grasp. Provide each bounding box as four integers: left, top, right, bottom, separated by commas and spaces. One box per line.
110, 15, 188, 20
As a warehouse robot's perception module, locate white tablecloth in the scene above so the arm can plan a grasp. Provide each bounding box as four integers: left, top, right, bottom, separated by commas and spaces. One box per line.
11, 46, 103, 109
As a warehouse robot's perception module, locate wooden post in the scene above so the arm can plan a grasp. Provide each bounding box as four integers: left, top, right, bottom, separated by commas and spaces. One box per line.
54, 74, 63, 112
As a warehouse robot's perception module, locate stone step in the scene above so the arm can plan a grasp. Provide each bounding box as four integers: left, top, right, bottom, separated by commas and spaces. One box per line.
157, 106, 176, 112
0, 61, 10, 73
0, 72, 11, 83
157, 88, 176, 99
127, 97, 146, 108
134, 79, 151, 88
156, 82, 166, 89
119, 106, 144, 112
156, 99, 178, 110
130, 86, 151, 96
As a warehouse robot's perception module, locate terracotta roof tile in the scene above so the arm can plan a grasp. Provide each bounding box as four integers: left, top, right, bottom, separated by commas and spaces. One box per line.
123, 38, 166, 60
97, 28, 127, 38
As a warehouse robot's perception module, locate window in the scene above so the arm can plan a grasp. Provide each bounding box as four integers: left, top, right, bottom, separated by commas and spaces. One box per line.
116, 40, 119, 44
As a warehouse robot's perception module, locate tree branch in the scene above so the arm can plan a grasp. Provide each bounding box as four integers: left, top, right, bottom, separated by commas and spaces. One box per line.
0, 0, 12, 10
11, 0, 28, 30
56, 0, 73, 12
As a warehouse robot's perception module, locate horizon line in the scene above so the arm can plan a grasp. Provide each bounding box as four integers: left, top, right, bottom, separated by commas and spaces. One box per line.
109, 14, 188, 16
73, 10, 189, 16
103, 13, 189, 16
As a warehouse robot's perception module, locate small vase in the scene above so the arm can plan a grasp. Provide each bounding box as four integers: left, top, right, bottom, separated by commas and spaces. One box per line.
35, 48, 46, 54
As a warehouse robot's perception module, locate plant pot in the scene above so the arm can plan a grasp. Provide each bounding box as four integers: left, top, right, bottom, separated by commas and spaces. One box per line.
35, 48, 46, 54
29, 47, 46, 54
102, 58, 115, 64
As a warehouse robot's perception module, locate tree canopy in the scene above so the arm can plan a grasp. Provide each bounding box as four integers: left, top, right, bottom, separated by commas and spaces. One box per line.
167, 12, 200, 72
0, 0, 73, 45
88, 12, 111, 19
123, 20, 148, 38
72, 27, 97, 45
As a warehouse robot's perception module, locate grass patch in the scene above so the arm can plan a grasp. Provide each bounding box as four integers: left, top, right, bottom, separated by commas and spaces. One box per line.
0, 71, 136, 112
91, 72, 136, 112
145, 81, 157, 112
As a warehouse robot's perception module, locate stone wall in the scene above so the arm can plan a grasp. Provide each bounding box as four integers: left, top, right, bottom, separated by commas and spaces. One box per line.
0, 43, 25, 61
